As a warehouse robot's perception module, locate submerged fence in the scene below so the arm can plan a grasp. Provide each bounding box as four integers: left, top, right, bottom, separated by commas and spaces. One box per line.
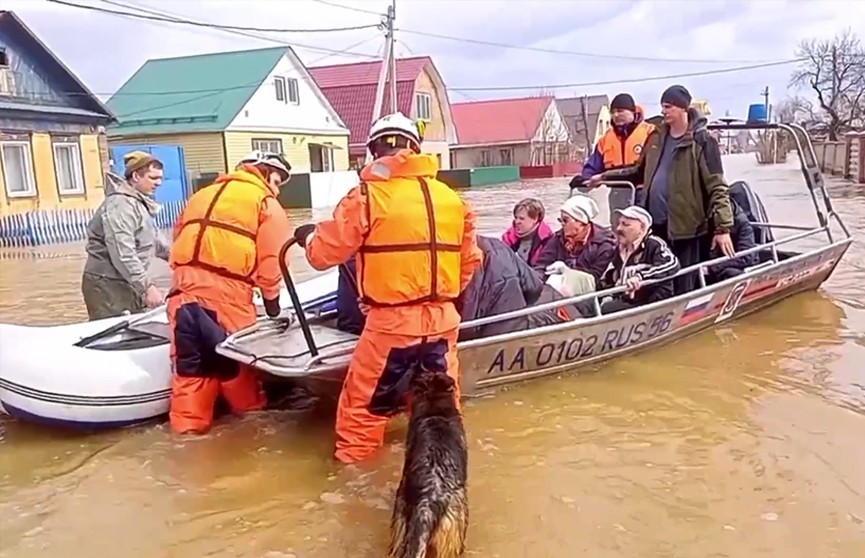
0, 201, 185, 248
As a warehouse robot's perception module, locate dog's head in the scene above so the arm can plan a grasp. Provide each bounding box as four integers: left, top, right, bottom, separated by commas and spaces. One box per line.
410, 369, 456, 398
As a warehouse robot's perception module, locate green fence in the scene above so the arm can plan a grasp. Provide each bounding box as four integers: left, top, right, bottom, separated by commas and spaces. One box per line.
437, 166, 521, 189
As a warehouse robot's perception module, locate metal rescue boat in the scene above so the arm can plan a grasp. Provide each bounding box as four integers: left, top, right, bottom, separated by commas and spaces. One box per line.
215, 122, 854, 399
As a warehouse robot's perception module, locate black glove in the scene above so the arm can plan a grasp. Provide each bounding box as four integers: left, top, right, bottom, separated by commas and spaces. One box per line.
293, 224, 316, 248
263, 297, 281, 318
569, 175, 588, 190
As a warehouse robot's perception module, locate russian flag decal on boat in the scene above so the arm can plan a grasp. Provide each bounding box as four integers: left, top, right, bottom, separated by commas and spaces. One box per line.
678, 293, 714, 326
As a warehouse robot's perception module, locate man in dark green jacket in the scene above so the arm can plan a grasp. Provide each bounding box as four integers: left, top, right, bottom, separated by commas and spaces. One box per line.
588, 84, 735, 294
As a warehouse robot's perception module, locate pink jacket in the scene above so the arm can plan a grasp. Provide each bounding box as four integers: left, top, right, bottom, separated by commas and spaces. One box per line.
501, 221, 554, 266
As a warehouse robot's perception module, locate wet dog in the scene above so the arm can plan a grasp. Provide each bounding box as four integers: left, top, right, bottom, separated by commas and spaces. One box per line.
388, 370, 468, 558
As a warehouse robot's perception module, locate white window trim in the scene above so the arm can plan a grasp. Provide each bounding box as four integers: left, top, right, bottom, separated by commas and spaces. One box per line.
53, 142, 86, 195
416, 92, 432, 121
1, 141, 37, 198
274, 76, 286, 103
251, 138, 283, 154
286, 77, 300, 105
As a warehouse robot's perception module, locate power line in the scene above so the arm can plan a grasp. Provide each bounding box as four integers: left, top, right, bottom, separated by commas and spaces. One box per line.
95, 0, 382, 59
46, 0, 379, 33
448, 58, 805, 92
310, 0, 384, 16
397, 28, 778, 64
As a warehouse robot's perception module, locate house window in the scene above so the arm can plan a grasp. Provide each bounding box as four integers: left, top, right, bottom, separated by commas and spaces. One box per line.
275, 77, 299, 105
53, 140, 85, 195
0, 48, 8, 67
251, 138, 283, 154
499, 148, 513, 166
309, 143, 334, 173
274, 77, 286, 102
287, 78, 299, 104
1, 141, 36, 197
416, 93, 432, 121
479, 150, 491, 167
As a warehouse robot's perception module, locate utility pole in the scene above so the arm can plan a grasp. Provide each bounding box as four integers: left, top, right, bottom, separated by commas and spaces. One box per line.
368, 1, 397, 164
761, 86, 770, 121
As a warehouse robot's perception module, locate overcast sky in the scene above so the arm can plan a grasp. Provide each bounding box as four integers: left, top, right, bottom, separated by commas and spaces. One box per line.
5, 0, 864, 118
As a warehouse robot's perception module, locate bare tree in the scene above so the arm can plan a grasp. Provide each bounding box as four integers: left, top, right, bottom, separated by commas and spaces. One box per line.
790, 29, 865, 140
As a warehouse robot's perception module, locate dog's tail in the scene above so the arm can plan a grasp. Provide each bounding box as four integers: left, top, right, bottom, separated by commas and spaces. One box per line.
400, 505, 436, 558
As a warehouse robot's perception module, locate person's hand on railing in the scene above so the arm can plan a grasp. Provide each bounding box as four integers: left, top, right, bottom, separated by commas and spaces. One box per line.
586, 174, 604, 188
712, 232, 736, 258
624, 276, 642, 298
358, 300, 370, 316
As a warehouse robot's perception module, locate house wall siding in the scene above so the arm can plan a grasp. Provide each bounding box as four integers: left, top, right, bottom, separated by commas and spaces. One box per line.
0, 132, 106, 215
451, 143, 532, 169
223, 131, 349, 174
108, 132, 227, 179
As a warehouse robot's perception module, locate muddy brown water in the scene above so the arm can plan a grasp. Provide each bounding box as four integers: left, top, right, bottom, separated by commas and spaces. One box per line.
1, 155, 863, 557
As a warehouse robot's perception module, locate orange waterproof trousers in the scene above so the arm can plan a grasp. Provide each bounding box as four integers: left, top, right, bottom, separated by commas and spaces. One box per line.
334, 327, 461, 464
167, 293, 266, 434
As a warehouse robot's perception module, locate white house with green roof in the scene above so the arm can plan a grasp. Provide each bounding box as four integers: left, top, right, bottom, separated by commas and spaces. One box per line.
106, 46, 353, 198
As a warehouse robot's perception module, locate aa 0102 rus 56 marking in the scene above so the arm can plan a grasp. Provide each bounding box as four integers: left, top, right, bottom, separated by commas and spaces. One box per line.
485, 310, 676, 376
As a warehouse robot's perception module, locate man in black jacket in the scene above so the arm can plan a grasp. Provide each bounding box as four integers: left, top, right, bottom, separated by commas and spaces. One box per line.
599, 206, 680, 315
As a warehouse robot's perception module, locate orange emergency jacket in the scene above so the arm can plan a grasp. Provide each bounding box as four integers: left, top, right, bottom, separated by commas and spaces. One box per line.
596, 106, 655, 169
169, 166, 289, 303
358, 172, 465, 307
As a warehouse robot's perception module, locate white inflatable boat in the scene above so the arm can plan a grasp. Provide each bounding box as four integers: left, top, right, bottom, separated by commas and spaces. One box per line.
0, 270, 340, 430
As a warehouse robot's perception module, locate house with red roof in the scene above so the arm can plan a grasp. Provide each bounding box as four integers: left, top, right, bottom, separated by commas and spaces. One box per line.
308, 56, 457, 169
450, 96, 572, 169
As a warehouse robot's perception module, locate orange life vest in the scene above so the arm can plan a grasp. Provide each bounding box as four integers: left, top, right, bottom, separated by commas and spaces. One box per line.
597, 120, 654, 169
357, 175, 465, 307
170, 169, 272, 284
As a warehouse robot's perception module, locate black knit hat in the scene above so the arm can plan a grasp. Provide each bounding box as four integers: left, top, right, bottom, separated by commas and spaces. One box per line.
660, 85, 691, 109
610, 93, 636, 112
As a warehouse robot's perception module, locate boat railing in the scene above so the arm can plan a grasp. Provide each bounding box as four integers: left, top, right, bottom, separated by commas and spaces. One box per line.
295, 220, 840, 369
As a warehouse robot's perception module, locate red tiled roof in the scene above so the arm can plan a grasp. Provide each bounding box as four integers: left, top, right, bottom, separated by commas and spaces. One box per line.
309, 57, 431, 146
452, 96, 554, 146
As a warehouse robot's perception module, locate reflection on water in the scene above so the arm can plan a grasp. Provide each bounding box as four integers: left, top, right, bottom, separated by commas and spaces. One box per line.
1, 155, 863, 557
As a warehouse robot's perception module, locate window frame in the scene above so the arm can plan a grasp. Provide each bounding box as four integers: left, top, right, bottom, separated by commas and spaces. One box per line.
286, 77, 300, 105
1, 140, 37, 198
274, 76, 286, 103
251, 138, 283, 154
416, 92, 432, 121
52, 138, 86, 195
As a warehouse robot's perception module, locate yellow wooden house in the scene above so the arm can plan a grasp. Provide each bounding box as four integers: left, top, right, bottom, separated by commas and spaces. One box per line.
0, 11, 114, 218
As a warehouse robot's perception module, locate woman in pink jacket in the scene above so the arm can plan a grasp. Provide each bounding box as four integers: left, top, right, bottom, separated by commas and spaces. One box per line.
501, 198, 553, 266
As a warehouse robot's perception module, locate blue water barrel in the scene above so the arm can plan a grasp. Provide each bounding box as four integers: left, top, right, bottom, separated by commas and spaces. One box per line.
747, 103, 767, 122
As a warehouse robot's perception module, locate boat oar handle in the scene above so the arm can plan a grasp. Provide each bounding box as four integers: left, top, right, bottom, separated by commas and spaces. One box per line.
278, 236, 319, 357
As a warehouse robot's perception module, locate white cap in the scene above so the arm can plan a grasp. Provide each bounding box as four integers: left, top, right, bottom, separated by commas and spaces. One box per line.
614, 205, 653, 228
560, 194, 599, 224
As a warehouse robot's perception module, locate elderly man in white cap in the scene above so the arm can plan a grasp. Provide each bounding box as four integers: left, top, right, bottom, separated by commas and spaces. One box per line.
598, 205, 680, 314
533, 194, 617, 298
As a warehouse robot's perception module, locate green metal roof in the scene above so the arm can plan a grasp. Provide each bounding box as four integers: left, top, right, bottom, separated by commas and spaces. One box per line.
106, 46, 287, 136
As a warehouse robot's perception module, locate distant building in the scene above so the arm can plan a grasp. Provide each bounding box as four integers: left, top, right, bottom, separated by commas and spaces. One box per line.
0, 11, 115, 217
308, 56, 457, 169
450, 96, 570, 168
107, 46, 351, 183
556, 95, 610, 157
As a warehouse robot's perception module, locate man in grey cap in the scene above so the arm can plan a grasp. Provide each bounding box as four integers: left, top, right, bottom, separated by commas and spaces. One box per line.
590, 84, 735, 295
598, 205, 680, 314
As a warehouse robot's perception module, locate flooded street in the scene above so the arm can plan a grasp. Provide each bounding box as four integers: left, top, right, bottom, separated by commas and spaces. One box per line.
1, 154, 864, 557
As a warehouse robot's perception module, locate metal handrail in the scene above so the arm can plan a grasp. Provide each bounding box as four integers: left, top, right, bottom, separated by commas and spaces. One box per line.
295, 222, 836, 369
277, 238, 319, 357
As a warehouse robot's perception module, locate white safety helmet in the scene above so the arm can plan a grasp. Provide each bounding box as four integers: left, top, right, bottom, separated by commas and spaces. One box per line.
367, 112, 424, 152
237, 150, 292, 177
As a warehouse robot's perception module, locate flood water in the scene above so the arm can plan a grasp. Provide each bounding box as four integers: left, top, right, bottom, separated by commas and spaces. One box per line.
1, 154, 863, 557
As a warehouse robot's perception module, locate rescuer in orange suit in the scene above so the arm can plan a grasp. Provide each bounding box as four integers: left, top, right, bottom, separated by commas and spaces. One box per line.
574, 93, 655, 205
293, 113, 483, 464
166, 151, 293, 434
